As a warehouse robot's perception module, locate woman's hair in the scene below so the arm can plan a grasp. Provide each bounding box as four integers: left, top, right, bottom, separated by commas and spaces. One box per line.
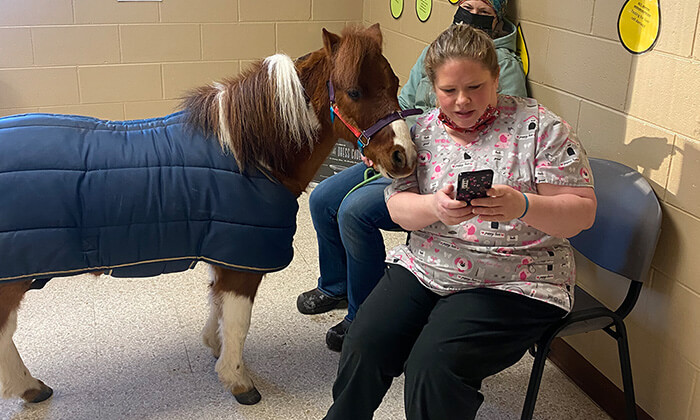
424, 23, 500, 85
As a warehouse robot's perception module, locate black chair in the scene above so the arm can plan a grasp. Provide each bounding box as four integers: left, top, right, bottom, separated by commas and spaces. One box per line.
521, 158, 662, 420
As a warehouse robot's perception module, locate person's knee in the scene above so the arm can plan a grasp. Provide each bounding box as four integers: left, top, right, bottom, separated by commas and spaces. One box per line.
337, 199, 365, 232
309, 185, 334, 222
343, 314, 396, 359
340, 328, 381, 367
337, 190, 383, 235
405, 340, 464, 382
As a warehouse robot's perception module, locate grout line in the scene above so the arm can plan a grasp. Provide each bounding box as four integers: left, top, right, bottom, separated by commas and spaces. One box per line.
660, 134, 678, 202
199, 24, 204, 61
690, 3, 700, 59
532, 80, 680, 139
75, 65, 82, 104
622, 52, 636, 112
117, 25, 124, 64
683, 370, 698, 419
160, 63, 165, 100
28, 27, 36, 67
520, 18, 605, 40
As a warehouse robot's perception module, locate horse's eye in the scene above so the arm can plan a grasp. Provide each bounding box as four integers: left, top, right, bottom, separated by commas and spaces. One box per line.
346, 89, 362, 101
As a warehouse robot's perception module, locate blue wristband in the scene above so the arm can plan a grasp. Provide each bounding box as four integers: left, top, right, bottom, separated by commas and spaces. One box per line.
518, 192, 529, 219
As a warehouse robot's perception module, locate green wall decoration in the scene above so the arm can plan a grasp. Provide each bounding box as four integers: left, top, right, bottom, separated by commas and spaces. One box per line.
390, 0, 404, 19
416, 0, 432, 22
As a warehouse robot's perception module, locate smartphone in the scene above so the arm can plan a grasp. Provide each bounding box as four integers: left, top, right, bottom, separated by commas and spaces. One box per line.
456, 169, 494, 204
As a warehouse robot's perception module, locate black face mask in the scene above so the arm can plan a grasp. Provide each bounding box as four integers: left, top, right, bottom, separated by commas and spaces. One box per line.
453, 7, 495, 33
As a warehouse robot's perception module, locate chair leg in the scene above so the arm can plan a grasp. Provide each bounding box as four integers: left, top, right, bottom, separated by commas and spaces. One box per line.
614, 320, 638, 420
521, 340, 552, 420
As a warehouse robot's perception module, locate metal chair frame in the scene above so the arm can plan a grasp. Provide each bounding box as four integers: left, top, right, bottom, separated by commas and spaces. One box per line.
521, 158, 662, 420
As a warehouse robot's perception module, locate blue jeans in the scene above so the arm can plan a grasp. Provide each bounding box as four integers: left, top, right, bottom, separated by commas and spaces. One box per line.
309, 163, 401, 322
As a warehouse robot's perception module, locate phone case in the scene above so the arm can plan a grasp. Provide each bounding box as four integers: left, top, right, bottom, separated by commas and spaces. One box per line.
456, 169, 494, 203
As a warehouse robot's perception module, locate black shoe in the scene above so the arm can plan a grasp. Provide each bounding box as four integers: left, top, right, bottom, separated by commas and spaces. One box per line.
326, 319, 351, 352
296, 288, 348, 315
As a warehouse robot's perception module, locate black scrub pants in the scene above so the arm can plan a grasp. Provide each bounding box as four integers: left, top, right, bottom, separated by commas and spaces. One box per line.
324, 264, 566, 420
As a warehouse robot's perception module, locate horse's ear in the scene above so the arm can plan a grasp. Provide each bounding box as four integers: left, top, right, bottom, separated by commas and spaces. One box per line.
366, 23, 383, 50
322, 28, 341, 56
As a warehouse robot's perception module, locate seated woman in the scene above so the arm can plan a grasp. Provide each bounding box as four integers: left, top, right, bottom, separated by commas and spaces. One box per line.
323, 24, 596, 420
298, 0, 527, 352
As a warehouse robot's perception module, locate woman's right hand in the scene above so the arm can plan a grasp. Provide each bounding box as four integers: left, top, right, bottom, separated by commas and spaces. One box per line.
433, 184, 475, 226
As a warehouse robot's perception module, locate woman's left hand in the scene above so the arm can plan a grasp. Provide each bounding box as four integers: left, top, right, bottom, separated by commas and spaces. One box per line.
469, 185, 527, 222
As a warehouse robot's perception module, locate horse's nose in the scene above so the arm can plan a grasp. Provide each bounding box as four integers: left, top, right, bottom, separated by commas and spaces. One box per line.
392, 149, 406, 169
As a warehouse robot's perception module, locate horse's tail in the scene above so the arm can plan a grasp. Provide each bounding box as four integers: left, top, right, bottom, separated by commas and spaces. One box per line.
181, 54, 319, 173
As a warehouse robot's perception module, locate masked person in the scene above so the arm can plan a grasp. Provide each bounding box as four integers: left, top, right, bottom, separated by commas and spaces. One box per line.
324, 23, 596, 420
401, 0, 527, 124
297, 0, 526, 353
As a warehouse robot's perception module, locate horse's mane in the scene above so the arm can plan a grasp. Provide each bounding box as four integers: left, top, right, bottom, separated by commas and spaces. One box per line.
332, 26, 382, 89
181, 54, 320, 173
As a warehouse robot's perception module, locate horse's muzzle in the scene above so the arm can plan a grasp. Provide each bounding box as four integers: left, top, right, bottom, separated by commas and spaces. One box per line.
383, 144, 417, 179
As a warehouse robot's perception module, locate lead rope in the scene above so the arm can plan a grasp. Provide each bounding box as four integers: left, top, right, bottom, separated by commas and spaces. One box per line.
335, 167, 383, 222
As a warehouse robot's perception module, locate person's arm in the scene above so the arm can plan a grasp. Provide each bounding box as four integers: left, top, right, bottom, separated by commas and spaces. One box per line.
496, 53, 527, 97
470, 184, 596, 238
387, 184, 473, 231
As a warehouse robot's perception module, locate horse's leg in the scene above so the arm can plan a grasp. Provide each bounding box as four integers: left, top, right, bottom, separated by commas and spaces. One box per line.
210, 266, 263, 405
0, 281, 53, 403
202, 267, 222, 358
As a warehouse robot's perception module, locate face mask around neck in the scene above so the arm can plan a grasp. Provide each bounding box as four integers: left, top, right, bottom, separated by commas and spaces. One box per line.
453, 7, 495, 33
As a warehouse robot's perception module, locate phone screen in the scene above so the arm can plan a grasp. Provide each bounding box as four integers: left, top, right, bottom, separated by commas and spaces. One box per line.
456, 169, 494, 204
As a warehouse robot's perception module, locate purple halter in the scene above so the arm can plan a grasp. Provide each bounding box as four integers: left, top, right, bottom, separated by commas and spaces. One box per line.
328, 81, 422, 153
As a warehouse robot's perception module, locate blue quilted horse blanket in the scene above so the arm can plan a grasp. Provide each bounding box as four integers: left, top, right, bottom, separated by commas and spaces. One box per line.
0, 112, 298, 283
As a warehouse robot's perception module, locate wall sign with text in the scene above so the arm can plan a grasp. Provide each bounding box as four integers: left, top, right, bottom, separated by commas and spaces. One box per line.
618, 0, 661, 54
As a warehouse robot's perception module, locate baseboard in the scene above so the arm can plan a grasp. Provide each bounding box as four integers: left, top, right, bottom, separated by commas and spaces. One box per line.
548, 338, 653, 420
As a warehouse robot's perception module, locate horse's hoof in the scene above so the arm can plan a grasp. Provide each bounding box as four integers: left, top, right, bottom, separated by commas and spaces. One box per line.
233, 387, 261, 405
22, 381, 53, 403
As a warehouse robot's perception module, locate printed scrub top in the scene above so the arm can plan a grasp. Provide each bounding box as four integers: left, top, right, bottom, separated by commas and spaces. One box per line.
384, 95, 594, 312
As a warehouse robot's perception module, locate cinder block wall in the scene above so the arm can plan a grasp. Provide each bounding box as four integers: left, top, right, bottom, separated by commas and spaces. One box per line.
2, 1, 699, 418
365, 1, 700, 419
0, 0, 362, 119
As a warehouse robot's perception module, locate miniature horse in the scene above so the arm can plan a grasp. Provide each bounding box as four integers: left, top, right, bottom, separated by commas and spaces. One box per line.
0, 24, 417, 405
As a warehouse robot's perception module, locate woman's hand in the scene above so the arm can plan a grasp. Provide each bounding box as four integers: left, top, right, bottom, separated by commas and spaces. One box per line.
469, 185, 526, 222
432, 184, 476, 226
470, 183, 597, 238
361, 155, 374, 167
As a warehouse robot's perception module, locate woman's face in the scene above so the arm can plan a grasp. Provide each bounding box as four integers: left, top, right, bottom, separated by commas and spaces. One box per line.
434, 58, 499, 129
460, 0, 498, 32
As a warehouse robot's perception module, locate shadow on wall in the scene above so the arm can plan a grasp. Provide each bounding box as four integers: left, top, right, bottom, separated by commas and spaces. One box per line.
626, 136, 671, 190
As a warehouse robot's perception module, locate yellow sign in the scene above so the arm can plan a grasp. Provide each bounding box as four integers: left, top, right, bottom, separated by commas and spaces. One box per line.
618, 0, 661, 54
416, 0, 432, 22
448, 0, 459, 4
516, 24, 529, 77
390, 0, 403, 19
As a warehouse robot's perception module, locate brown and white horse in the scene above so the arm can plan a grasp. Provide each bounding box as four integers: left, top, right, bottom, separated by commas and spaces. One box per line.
0, 24, 417, 405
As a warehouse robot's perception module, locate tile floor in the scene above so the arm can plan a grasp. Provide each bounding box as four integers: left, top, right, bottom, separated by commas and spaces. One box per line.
0, 191, 612, 420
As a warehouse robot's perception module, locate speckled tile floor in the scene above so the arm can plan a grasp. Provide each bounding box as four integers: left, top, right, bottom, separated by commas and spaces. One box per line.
0, 191, 612, 420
